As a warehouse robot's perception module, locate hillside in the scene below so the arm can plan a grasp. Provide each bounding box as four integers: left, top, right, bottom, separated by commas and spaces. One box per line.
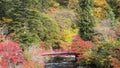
0, 0, 120, 68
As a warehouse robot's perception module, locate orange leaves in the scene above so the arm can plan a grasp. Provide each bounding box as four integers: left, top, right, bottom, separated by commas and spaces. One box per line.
61, 35, 95, 60
48, 7, 56, 11
108, 55, 120, 68
23, 61, 35, 68
60, 41, 71, 51
70, 36, 94, 52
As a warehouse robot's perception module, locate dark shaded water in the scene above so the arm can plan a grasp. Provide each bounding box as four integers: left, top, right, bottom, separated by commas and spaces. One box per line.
45, 62, 77, 68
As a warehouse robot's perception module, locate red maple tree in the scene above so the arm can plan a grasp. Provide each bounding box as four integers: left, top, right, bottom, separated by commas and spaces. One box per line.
0, 41, 25, 68
69, 36, 94, 60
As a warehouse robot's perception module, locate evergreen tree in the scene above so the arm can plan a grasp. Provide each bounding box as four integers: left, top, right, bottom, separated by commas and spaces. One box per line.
0, 0, 60, 49
78, 0, 94, 40
0, 0, 21, 18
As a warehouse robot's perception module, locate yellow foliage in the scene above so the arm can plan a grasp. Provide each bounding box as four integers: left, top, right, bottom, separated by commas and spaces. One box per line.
61, 28, 78, 43
23, 50, 33, 61
91, 0, 111, 19
91, 7, 106, 19
60, 28, 78, 50
62, 29, 73, 42
2, 17, 13, 23
94, 0, 109, 7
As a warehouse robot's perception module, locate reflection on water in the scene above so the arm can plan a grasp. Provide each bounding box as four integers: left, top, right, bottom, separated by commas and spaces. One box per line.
43, 55, 77, 68
44, 55, 76, 63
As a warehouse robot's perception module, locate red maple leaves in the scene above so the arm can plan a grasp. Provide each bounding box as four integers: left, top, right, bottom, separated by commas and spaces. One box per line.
69, 36, 94, 60
0, 41, 25, 68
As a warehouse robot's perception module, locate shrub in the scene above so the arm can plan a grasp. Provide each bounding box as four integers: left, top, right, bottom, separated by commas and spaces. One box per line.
0, 41, 25, 68
70, 36, 94, 60
81, 41, 120, 68
61, 29, 78, 43
109, 46, 120, 68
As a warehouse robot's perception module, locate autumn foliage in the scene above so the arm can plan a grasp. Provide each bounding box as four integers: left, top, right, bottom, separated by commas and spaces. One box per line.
0, 41, 25, 68
60, 35, 94, 60
69, 36, 94, 60
109, 46, 120, 68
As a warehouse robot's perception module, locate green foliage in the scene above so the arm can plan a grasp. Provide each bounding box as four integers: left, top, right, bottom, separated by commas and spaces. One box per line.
0, 0, 21, 18
9, 9, 60, 48
0, 0, 52, 17
23, 50, 33, 61
0, 0, 60, 49
1, 0, 120, 67
114, 1, 120, 19
78, 0, 95, 40
99, 0, 117, 29
21, 0, 41, 10
106, 0, 118, 9
39, 0, 53, 10
105, 7, 117, 26
49, 0, 60, 8
80, 41, 120, 68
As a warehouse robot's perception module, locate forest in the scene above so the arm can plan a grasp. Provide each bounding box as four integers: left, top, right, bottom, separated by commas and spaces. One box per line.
0, 0, 120, 68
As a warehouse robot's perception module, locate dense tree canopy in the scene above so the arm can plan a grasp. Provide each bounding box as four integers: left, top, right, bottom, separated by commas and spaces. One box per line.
0, 0, 60, 48
0, 0, 120, 68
